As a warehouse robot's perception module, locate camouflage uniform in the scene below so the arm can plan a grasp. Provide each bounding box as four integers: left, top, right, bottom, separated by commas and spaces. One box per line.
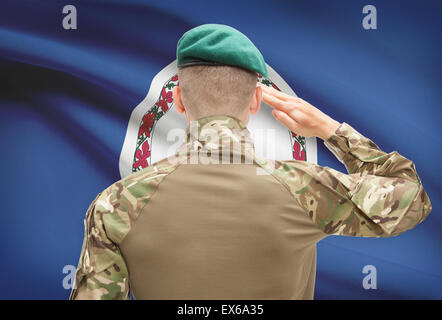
70, 115, 431, 300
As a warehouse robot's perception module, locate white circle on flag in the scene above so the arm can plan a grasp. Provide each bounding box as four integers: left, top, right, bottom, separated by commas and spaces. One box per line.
119, 60, 317, 178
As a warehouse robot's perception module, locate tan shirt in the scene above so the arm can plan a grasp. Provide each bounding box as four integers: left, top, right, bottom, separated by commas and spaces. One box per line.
70, 115, 432, 300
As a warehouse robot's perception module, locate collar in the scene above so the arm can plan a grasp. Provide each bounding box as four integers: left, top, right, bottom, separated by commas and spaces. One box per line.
176, 114, 256, 163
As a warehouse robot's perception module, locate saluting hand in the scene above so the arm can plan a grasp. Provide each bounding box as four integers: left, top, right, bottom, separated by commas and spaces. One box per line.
258, 83, 340, 140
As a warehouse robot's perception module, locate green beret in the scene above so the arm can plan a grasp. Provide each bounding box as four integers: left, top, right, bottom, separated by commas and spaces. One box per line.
176, 24, 268, 77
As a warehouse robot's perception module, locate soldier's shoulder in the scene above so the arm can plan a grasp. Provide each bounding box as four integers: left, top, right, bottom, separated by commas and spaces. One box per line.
93, 157, 180, 214
90, 157, 182, 243
253, 156, 335, 199
255, 155, 321, 177
103, 156, 180, 199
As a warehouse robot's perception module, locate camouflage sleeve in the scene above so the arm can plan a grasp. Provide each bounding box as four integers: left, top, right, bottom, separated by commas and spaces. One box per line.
69, 189, 130, 300
278, 122, 432, 237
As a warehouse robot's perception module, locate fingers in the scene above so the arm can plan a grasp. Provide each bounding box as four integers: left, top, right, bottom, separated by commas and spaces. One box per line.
258, 83, 292, 101
262, 91, 292, 112
272, 109, 299, 132
259, 83, 302, 114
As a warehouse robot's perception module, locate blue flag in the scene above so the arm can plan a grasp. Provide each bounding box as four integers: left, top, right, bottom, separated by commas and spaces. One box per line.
0, 0, 441, 299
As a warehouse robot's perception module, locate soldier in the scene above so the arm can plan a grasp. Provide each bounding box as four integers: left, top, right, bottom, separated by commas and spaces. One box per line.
70, 24, 432, 300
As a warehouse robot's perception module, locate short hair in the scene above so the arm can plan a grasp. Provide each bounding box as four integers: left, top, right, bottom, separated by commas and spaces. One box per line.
177, 65, 258, 119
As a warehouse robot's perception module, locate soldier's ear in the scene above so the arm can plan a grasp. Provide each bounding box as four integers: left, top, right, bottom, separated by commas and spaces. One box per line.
249, 84, 262, 115
173, 86, 186, 114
